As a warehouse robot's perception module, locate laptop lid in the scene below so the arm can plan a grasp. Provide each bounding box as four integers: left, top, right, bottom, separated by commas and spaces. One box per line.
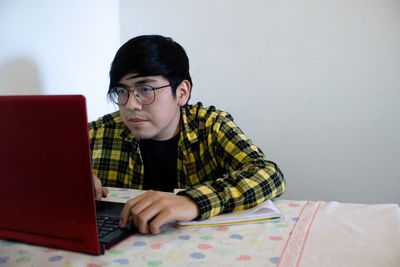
0, 95, 103, 254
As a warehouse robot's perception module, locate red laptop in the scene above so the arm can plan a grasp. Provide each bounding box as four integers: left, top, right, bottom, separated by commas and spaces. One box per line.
0, 95, 135, 255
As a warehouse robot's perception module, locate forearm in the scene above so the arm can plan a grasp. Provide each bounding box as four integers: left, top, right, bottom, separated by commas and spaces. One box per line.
178, 159, 285, 220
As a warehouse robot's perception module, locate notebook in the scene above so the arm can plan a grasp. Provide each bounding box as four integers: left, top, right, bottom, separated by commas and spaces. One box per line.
0, 95, 135, 255
175, 199, 283, 228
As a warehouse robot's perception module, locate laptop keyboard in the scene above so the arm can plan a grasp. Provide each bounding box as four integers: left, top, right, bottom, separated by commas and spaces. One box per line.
96, 216, 120, 237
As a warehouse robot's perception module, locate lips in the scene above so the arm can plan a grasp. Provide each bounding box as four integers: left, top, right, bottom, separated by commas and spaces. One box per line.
130, 118, 146, 122
127, 116, 149, 126
125, 112, 150, 126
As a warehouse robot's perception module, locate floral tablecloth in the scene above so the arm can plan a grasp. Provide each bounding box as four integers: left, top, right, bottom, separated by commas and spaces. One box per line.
1, 187, 399, 267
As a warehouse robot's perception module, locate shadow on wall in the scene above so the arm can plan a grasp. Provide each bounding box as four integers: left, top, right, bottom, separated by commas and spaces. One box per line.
0, 57, 43, 95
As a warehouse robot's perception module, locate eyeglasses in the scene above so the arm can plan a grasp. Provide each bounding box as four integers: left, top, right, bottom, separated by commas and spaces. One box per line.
109, 84, 170, 106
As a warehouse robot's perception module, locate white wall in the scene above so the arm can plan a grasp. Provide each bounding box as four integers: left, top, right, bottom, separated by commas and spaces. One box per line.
1, 0, 399, 204
0, 0, 120, 121
120, 0, 400, 204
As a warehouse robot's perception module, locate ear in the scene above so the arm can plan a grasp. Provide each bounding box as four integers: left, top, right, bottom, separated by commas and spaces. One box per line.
176, 80, 191, 106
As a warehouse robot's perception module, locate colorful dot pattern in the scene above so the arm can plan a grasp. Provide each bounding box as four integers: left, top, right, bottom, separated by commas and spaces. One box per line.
0, 188, 305, 266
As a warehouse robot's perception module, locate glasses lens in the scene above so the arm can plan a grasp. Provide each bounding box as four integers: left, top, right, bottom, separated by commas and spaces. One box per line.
111, 87, 129, 105
135, 86, 154, 105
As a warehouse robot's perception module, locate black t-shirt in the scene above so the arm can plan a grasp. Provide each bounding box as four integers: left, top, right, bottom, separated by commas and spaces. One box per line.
139, 134, 179, 192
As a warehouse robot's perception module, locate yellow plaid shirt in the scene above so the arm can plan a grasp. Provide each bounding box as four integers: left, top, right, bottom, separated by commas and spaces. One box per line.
89, 102, 285, 220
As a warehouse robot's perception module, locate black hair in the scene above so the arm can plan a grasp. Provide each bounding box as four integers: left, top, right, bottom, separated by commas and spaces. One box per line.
108, 35, 192, 103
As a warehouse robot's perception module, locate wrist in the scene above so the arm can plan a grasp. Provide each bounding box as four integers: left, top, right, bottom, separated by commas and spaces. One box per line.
179, 195, 200, 221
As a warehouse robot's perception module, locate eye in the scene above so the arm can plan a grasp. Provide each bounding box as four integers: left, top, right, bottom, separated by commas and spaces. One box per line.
115, 87, 129, 95
137, 86, 153, 95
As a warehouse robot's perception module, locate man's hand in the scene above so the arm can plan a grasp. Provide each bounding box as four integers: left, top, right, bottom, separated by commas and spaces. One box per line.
119, 190, 200, 234
93, 174, 108, 200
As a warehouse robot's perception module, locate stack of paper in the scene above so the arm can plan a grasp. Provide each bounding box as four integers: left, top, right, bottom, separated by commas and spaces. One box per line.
175, 199, 283, 228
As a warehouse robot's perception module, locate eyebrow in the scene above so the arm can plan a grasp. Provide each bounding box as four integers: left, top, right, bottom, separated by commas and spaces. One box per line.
117, 79, 159, 88
124, 75, 159, 85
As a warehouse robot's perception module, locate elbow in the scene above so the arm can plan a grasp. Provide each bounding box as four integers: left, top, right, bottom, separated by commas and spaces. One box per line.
273, 163, 286, 198
262, 160, 285, 199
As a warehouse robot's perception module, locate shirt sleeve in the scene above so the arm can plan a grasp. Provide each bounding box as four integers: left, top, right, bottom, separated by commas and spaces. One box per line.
178, 113, 286, 220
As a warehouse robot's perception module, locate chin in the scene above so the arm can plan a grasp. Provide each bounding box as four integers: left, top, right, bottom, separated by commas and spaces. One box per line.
130, 129, 155, 140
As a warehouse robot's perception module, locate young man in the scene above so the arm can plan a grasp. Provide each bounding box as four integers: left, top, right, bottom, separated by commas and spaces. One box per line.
90, 35, 285, 234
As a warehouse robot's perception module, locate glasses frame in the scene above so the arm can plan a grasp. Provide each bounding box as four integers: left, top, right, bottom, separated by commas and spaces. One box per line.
109, 84, 170, 106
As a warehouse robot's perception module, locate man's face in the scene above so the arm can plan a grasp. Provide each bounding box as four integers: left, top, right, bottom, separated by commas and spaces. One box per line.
118, 74, 182, 140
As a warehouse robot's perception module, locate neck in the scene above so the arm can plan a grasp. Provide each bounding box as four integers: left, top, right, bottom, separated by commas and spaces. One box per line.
152, 107, 181, 141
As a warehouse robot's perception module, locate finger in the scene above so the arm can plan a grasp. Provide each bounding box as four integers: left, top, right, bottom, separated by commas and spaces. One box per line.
119, 193, 148, 228
147, 195, 199, 234
148, 210, 173, 234
93, 174, 102, 200
128, 198, 156, 231
134, 192, 171, 234
119, 200, 134, 228
102, 187, 108, 198
136, 205, 161, 234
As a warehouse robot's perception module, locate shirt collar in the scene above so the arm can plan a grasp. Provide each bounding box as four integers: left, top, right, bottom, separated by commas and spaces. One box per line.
180, 104, 200, 144
120, 127, 134, 142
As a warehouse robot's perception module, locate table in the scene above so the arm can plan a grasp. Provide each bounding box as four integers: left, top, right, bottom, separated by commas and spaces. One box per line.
1, 187, 399, 266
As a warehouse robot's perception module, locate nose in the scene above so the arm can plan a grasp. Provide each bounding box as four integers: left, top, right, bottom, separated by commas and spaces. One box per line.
125, 91, 143, 111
